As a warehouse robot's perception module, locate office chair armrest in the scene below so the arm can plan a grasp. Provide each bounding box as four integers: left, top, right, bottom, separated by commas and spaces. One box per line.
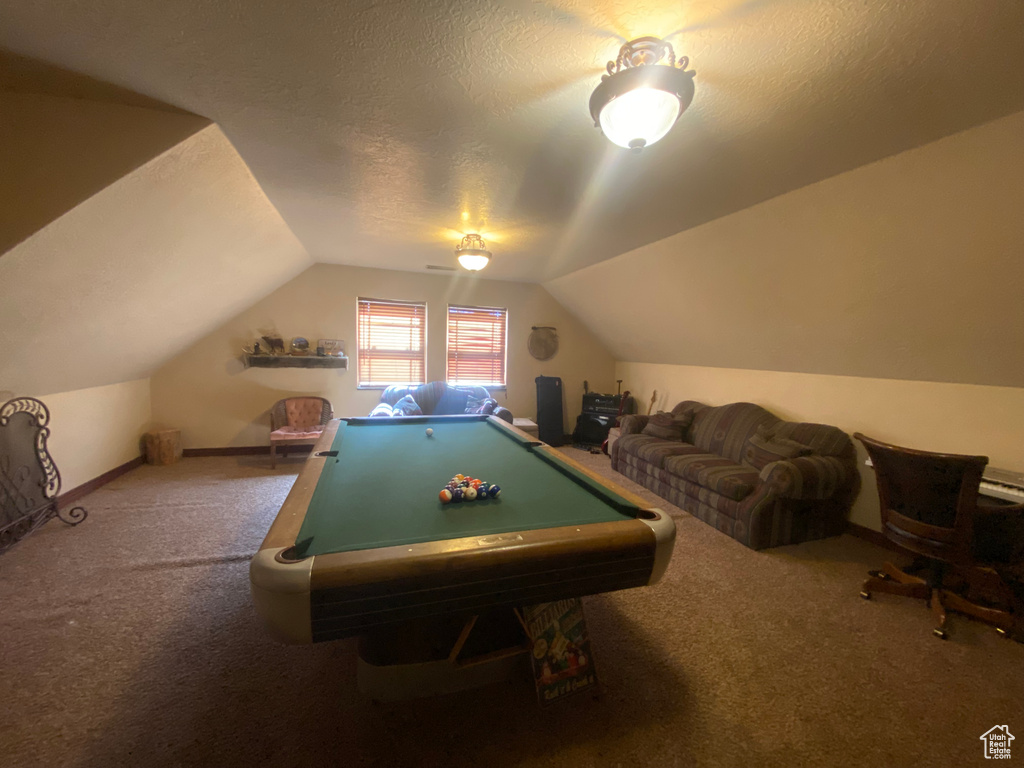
759, 455, 850, 500
619, 415, 649, 435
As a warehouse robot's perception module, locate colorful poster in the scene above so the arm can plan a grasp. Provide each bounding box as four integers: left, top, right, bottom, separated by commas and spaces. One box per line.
523, 598, 598, 705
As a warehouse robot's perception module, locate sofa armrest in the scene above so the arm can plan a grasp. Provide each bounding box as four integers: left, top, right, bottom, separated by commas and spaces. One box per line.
620, 414, 650, 435
491, 406, 513, 424
759, 455, 850, 500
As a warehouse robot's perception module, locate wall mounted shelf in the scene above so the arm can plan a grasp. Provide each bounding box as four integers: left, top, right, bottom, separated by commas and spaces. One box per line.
243, 354, 348, 370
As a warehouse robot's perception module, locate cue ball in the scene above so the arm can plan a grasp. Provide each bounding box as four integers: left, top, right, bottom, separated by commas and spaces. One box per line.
426, 428, 433, 436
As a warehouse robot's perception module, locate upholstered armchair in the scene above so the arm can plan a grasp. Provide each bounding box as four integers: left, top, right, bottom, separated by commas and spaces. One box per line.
269, 397, 333, 468
368, 382, 512, 423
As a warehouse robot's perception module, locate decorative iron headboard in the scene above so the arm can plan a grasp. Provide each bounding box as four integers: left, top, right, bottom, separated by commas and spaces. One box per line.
0, 397, 87, 553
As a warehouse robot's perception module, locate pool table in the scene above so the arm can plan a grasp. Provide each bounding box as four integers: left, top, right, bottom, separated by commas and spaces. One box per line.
250, 415, 675, 645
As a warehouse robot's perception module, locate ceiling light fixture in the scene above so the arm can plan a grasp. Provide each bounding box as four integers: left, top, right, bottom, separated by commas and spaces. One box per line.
589, 36, 696, 152
455, 234, 491, 271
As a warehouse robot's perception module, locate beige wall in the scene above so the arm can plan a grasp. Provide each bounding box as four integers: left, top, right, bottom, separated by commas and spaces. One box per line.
40, 379, 152, 492
150, 263, 616, 448
616, 362, 1024, 531
546, 111, 1024, 389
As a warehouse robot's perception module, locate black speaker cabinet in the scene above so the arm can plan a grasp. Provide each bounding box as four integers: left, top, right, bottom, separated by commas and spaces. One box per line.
535, 376, 564, 446
573, 413, 614, 446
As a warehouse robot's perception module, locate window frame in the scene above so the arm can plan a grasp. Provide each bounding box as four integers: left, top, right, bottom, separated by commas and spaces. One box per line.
445, 303, 508, 390
356, 297, 428, 389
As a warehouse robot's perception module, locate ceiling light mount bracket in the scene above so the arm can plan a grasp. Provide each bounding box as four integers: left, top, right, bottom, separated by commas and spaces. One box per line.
607, 36, 688, 74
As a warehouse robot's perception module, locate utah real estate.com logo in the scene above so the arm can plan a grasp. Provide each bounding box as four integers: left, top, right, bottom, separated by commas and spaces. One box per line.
980, 726, 1014, 759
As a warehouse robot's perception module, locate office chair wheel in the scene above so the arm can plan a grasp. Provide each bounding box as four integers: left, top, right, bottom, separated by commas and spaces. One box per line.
859, 591, 871, 600
932, 628, 948, 640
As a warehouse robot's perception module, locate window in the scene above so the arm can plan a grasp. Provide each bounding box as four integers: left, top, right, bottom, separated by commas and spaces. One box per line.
357, 298, 427, 387
446, 304, 507, 388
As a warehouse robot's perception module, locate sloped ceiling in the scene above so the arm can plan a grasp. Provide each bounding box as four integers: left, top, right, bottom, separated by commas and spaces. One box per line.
0, 118, 312, 396
546, 112, 1024, 388
2, 1, 1023, 281
0, 90, 209, 256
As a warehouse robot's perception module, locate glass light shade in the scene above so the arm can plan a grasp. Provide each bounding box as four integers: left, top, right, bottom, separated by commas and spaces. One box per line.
598, 86, 681, 150
457, 252, 490, 271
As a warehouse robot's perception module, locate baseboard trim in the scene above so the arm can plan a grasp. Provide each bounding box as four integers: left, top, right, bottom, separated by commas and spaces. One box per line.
181, 445, 314, 458
183, 446, 270, 457
58, 455, 144, 509
846, 521, 901, 553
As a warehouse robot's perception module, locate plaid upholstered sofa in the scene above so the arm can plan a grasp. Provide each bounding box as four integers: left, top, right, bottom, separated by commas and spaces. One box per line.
369, 382, 512, 423
611, 400, 858, 549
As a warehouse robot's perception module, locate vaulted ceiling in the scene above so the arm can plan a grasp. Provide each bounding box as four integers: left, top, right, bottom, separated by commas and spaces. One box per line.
3, 0, 1023, 281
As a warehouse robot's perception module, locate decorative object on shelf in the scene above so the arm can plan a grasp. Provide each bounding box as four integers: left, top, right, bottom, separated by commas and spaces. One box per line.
260, 332, 286, 355
528, 326, 558, 361
318, 339, 345, 357
0, 396, 87, 554
290, 336, 311, 355
590, 36, 696, 151
455, 234, 492, 271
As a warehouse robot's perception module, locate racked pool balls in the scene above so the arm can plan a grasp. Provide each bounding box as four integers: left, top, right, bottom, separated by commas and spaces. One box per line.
439, 488, 453, 504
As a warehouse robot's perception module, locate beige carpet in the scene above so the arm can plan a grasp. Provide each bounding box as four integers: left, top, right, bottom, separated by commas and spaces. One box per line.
2, 451, 1021, 768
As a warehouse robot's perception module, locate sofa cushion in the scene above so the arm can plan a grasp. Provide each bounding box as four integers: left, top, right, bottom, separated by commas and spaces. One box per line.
466, 396, 495, 415
435, 387, 470, 415
663, 453, 761, 501
641, 411, 693, 441
617, 434, 703, 470
690, 402, 780, 464
369, 402, 394, 417
742, 433, 813, 470
770, 421, 853, 458
392, 394, 424, 416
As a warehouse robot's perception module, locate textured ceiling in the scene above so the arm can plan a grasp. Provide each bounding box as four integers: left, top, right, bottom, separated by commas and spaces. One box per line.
2, 1, 1024, 281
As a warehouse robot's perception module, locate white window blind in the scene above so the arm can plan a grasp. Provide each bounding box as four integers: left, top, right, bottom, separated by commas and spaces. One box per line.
446, 304, 507, 387
357, 298, 427, 387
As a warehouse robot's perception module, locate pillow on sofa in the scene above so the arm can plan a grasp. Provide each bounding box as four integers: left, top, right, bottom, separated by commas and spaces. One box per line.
369, 402, 394, 417
743, 433, 813, 469
642, 411, 693, 441
391, 394, 424, 416
466, 396, 496, 415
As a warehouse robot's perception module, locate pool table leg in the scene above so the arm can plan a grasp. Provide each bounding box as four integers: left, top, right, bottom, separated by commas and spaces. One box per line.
249, 547, 313, 644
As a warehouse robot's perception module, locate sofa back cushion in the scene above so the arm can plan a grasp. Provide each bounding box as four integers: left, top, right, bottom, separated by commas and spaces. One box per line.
742, 432, 813, 470
690, 402, 780, 464
642, 411, 693, 441
670, 401, 706, 440
770, 421, 853, 458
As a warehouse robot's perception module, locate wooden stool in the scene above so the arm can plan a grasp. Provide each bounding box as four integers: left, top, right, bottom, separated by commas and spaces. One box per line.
144, 429, 182, 465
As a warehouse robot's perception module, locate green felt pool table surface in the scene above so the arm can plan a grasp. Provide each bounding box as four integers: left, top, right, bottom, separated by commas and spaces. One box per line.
296, 415, 640, 557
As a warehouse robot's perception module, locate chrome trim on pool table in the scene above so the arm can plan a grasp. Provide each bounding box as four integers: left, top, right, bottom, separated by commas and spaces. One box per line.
250, 547, 314, 644
640, 509, 675, 584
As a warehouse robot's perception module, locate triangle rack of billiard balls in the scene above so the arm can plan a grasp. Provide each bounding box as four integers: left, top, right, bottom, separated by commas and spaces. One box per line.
439, 474, 501, 505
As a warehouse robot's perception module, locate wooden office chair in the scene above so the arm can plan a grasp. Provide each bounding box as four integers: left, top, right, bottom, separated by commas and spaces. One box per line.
269, 397, 333, 468
855, 433, 1024, 639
